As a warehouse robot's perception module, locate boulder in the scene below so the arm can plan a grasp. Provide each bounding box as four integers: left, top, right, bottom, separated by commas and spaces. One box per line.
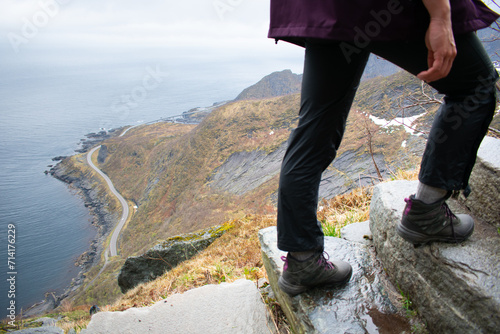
82, 279, 275, 334
459, 136, 500, 228
370, 180, 500, 333
118, 224, 232, 293
259, 226, 413, 334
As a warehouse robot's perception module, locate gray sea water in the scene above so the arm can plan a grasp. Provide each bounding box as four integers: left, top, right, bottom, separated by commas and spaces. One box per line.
0, 52, 302, 314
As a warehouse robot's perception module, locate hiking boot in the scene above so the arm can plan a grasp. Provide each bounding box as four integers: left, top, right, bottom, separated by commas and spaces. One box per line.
278, 252, 352, 297
396, 194, 474, 244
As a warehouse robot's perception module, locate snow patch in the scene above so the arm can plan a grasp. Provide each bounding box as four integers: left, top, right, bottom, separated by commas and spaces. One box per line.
369, 113, 425, 135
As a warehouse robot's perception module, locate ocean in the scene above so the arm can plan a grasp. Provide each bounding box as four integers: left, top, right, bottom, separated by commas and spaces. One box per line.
0, 52, 303, 314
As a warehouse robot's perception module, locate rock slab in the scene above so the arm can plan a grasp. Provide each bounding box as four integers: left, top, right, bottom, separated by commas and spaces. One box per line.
82, 279, 275, 334
259, 226, 412, 334
118, 224, 230, 293
370, 180, 500, 333
340, 221, 372, 245
459, 136, 500, 228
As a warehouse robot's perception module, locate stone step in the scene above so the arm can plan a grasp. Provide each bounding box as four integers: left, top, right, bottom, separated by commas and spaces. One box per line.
370, 180, 500, 333
81, 279, 275, 334
259, 225, 414, 334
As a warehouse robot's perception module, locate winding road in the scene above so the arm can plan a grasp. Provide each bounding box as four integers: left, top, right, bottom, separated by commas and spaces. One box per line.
87, 146, 129, 257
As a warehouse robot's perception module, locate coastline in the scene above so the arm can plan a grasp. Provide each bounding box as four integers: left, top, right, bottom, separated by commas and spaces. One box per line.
23, 108, 218, 317
24, 132, 122, 318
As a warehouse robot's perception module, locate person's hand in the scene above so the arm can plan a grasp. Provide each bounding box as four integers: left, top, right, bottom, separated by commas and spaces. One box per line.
417, 18, 457, 82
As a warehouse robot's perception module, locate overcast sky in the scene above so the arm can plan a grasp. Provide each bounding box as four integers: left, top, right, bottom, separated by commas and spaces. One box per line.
1, 0, 498, 68
3, 0, 271, 46
1, 0, 305, 67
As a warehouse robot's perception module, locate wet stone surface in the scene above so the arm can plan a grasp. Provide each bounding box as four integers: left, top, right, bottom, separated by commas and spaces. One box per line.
259, 226, 413, 334
370, 180, 500, 333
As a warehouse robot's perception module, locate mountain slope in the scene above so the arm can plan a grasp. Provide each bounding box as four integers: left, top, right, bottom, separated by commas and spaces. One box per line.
234, 69, 302, 101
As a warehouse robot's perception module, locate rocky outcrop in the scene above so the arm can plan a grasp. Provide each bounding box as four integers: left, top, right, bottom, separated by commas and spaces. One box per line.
118, 224, 232, 293
370, 180, 500, 333
209, 144, 393, 199
96, 145, 108, 164
259, 225, 415, 334
75, 129, 121, 154
319, 150, 390, 199
208, 144, 287, 195
82, 279, 276, 334
458, 136, 500, 228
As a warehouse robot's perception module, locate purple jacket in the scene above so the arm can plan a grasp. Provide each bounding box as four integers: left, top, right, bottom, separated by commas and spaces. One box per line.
268, 0, 499, 46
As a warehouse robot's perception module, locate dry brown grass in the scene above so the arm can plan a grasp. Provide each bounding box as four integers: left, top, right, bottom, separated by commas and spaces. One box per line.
56, 315, 90, 334
388, 168, 419, 181
318, 187, 373, 237
111, 215, 277, 311
317, 168, 418, 237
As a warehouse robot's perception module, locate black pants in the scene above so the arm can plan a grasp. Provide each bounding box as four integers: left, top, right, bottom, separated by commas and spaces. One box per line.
277, 32, 498, 252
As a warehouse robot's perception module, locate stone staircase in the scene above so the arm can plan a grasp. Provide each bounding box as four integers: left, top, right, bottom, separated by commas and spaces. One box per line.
260, 136, 500, 333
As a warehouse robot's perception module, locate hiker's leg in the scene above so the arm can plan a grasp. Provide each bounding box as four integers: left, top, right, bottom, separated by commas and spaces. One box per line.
370, 32, 498, 194
277, 41, 369, 252
370, 32, 498, 243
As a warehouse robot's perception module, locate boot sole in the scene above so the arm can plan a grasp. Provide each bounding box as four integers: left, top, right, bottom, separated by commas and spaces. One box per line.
278, 276, 307, 297
396, 222, 473, 244
278, 267, 353, 297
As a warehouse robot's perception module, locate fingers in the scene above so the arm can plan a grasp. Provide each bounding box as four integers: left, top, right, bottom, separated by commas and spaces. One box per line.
417, 48, 456, 82
417, 17, 457, 83
417, 53, 443, 82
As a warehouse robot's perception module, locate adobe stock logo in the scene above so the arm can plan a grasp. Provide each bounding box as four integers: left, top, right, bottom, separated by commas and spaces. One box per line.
7, 0, 73, 54
213, 0, 243, 20
99, 65, 169, 131
340, 0, 403, 63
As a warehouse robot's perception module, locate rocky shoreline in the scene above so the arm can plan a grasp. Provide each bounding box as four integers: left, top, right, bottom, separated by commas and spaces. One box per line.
26, 132, 123, 318
27, 105, 220, 317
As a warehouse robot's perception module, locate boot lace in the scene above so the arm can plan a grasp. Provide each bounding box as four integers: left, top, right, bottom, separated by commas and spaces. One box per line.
317, 252, 335, 270
441, 202, 458, 242
281, 256, 289, 271
281, 252, 335, 271
404, 197, 413, 216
